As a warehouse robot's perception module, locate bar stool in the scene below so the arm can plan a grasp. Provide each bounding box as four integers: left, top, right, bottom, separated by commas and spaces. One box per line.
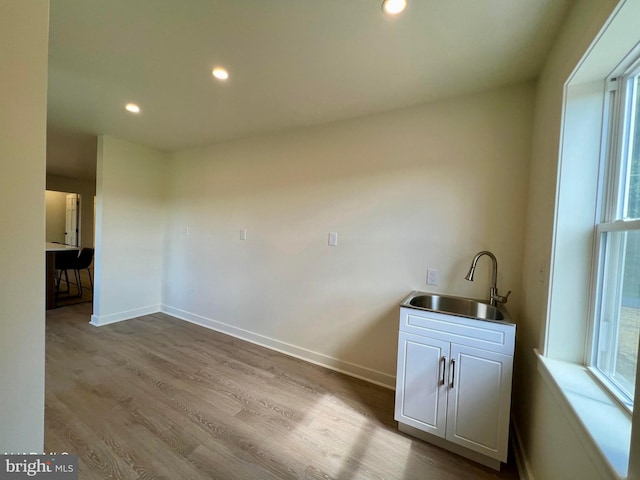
72, 247, 94, 297
54, 249, 80, 295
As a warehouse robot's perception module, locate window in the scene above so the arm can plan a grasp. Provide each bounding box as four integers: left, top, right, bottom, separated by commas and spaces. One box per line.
591, 57, 640, 411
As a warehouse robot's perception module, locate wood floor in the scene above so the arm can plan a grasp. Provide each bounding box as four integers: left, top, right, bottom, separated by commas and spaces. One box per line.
45, 303, 520, 480
54, 266, 93, 308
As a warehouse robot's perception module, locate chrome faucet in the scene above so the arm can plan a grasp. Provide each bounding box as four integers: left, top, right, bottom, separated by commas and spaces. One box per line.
465, 251, 511, 306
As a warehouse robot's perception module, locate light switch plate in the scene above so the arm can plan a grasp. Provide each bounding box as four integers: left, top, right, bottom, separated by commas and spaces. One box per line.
328, 232, 338, 246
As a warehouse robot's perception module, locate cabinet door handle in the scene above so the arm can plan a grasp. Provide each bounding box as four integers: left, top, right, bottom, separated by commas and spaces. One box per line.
439, 356, 446, 385
449, 359, 456, 388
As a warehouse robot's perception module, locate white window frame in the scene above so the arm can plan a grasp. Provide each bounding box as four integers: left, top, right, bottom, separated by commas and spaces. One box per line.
587, 52, 640, 413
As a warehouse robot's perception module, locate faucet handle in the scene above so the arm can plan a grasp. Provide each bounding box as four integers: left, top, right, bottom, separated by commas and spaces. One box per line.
492, 290, 511, 304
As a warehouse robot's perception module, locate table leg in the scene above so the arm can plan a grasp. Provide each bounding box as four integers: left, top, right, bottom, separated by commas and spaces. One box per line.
46, 251, 56, 310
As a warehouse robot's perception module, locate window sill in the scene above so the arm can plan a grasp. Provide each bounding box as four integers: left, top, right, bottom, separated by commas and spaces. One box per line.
536, 350, 631, 479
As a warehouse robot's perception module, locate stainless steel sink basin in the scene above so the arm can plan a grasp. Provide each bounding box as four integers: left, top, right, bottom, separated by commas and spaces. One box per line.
401, 291, 508, 322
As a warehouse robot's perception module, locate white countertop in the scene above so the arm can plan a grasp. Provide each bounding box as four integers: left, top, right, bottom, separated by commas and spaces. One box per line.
46, 242, 80, 252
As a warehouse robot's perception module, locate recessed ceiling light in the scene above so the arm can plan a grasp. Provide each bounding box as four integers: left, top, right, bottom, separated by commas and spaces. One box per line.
125, 103, 140, 113
382, 0, 407, 15
212, 67, 229, 81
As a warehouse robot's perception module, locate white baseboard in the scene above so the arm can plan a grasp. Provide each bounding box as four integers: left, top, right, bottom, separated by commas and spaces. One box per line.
90, 304, 161, 327
511, 417, 534, 480
161, 304, 396, 390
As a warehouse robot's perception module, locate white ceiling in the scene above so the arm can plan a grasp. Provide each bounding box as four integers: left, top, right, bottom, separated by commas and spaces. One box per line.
46, 0, 573, 180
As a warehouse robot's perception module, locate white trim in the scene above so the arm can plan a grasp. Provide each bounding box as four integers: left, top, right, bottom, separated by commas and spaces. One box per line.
160, 304, 396, 390
589, 220, 640, 408
607, 78, 619, 92
605, 71, 624, 221
90, 304, 161, 327
588, 365, 634, 413
536, 349, 630, 480
597, 218, 640, 232
567, 0, 632, 86
510, 417, 534, 480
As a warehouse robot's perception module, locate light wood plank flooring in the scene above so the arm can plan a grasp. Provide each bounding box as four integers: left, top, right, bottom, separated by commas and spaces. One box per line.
45, 303, 519, 480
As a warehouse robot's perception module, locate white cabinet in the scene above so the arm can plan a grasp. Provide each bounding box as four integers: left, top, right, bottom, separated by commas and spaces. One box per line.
395, 306, 515, 469
397, 332, 449, 437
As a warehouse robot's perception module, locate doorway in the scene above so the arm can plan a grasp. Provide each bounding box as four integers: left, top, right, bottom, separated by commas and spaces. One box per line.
64, 193, 80, 245
46, 190, 80, 246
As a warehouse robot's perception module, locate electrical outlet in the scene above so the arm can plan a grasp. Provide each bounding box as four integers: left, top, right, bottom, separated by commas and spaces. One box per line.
427, 268, 439, 286
240, 228, 247, 240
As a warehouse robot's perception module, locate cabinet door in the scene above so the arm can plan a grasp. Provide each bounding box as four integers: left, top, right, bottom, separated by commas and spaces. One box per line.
395, 332, 449, 437
445, 344, 513, 461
